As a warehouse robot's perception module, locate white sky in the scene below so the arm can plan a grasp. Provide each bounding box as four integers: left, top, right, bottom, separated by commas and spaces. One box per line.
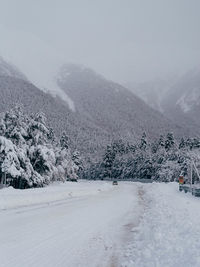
0, 0, 200, 84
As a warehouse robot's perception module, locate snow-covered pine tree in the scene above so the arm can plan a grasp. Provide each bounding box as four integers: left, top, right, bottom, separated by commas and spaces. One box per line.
165, 132, 175, 152
101, 144, 116, 179
27, 112, 49, 146
0, 114, 6, 136
55, 132, 79, 181
139, 132, 147, 151
72, 150, 83, 176
179, 137, 186, 149
0, 136, 21, 186
3, 105, 28, 146
60, 132, 70, 149
158, 135, 165, 148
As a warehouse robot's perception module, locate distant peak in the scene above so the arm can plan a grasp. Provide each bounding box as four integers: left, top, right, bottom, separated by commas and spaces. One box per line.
58, 63, 104, 82
0, 56, 27, 81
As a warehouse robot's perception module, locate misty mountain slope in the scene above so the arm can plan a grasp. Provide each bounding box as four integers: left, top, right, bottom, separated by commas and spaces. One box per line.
57, 64, 184, 140
0, 74, 112, 159
161, 69, 200, 134
0, 57, 27, 81
0, 75, 73, 132
0, 58, 114, 160
0, 58, 195, 162
125, 80, 173, 112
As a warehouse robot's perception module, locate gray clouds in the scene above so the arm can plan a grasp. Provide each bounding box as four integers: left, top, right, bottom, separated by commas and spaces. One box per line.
0, 0, 200, 83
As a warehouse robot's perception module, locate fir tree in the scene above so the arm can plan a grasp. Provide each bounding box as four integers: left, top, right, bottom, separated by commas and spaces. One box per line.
139, 132, 147, 151
179, 137, 186, 149
165, 132, 175, 152
102, 145, 116, 179
60, 132, 70, 149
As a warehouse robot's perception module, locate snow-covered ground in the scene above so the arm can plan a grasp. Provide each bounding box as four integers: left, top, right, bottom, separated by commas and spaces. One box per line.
122, 182, 200, 267
1, 181, 200, 267
0, 181, 112, 210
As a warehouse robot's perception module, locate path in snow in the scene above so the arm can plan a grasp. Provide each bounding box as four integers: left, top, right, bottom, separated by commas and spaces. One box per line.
122, 183, 200, 267
0, 182, 142, 267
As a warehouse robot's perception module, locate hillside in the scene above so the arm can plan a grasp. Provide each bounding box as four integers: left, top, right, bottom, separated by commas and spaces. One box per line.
161, 68, 200, 134
57, 64, 185, 140
125, 79, 173, 112
0, 59, 191, 162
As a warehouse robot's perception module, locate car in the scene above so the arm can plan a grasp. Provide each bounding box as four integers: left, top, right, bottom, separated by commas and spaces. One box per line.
112, 180, 118, 185
66, 178, 78, 182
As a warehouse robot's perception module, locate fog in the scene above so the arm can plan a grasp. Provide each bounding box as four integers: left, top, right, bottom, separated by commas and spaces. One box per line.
0, 0, 200, 85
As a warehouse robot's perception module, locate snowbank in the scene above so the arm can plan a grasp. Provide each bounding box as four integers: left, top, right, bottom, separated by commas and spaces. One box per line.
0, 180, 112, 210
122, 182, 200, 267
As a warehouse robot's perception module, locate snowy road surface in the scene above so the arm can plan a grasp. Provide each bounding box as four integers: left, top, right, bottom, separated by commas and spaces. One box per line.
0, 182, 141, 267
1, 181, 200, 267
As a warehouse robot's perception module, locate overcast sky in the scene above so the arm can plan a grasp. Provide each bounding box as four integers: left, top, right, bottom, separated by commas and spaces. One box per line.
0, 0, 200, 84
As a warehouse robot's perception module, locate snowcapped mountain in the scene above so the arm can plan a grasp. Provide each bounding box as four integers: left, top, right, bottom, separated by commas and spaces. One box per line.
0, 58, 100, 158
57, 64, 186, 140
164, 68, 200, 112
0, 58, 194, 161
125, 79, 176, 113
126, 70, 200, 136
161, 68, 200, 133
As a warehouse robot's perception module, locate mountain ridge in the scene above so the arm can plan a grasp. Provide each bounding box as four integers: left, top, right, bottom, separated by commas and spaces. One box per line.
0, 59, 194, 162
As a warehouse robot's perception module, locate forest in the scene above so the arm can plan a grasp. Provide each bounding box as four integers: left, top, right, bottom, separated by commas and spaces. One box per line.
1, 106, 200, 188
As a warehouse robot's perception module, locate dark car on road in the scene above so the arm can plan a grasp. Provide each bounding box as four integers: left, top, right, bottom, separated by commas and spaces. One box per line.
67, 178, 78, 182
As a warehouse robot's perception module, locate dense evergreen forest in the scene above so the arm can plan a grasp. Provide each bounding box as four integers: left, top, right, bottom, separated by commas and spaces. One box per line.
1, 106, 200, 188
84, 133, 200, 183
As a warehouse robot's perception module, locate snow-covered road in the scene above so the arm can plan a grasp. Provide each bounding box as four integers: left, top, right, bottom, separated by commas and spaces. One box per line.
0, 182, 141, 267
1, 181, 200, 267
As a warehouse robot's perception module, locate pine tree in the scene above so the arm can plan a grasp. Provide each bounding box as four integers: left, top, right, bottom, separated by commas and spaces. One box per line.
0, 115, 6, 136
0, 136, 21, 186
139, 132, 147, 151
60, 132, 70, 149
102, 145, 116, 179
72, 150, 83, 176
28, 112, 49, 146
3, 105, 28, 146
165, 132, 175, 152
158, 135, 165, 148
179, 137, 186, 149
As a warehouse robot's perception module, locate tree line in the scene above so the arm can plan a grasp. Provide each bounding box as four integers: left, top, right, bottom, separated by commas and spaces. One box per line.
1, 106, 200, 189
83, 132, 200, 182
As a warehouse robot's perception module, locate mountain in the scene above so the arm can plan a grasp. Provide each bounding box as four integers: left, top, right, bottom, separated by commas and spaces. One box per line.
161, 68, 200, 134
0, 59, 108, 160
125, 78, 176, 113
126, 71, 200, 136
0, 59, 193, 162
0, 57, 27, 81
57, 64, 185, 141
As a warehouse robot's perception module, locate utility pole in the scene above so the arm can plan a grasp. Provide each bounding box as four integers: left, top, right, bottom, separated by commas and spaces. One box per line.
4, 172, 6, 186
193, 161, 200, 181
190, 161, 193, 189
